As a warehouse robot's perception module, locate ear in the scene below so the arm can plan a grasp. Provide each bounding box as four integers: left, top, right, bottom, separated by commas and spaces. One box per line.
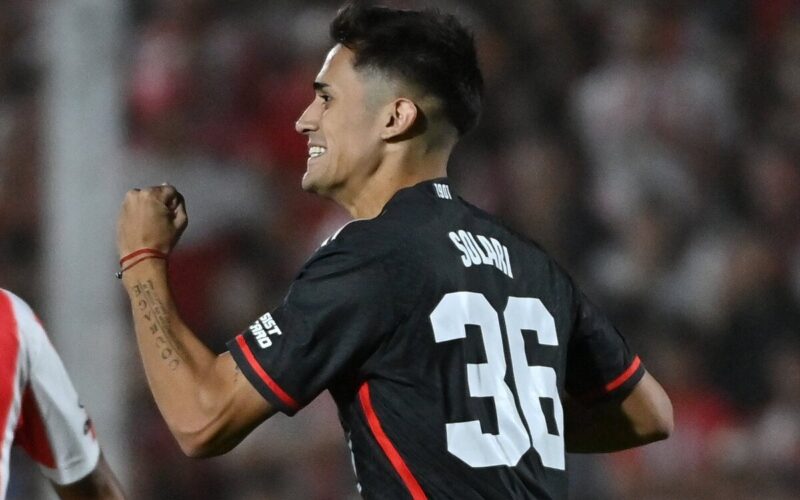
380, 98, 419, 140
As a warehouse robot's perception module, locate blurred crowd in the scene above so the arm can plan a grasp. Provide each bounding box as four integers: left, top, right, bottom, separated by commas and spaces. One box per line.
2, 0, 799, 498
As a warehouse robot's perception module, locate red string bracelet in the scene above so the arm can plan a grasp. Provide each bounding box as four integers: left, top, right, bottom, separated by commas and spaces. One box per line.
115, 249, 168, 279
119, 248, 166, 266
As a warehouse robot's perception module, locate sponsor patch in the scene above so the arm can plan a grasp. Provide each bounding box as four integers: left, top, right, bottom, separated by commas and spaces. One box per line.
249, 312, 283, 349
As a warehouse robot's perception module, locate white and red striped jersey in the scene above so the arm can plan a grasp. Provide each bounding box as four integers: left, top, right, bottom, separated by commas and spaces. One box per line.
0, 289, 99, 499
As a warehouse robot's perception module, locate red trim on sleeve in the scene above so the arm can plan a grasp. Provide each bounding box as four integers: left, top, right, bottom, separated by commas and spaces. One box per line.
0, 291, 21, 490
13, 385, 57, 468
604, 356, 641, 393
358, 382, 427, 500
234, 335, 299, 411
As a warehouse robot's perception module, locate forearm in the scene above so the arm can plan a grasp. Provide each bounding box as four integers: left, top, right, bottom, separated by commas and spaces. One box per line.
120, 258, 271, 456
121, 258, 220, 441
116, 185, 272, 456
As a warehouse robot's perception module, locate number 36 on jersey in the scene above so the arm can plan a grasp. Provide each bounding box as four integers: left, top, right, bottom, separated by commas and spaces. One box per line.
430, 292, 565, 470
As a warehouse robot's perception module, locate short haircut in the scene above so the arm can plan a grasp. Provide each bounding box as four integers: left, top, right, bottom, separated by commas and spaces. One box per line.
330, 2, 484, 136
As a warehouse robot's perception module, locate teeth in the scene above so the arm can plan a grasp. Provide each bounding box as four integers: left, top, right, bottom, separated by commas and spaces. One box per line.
309, 146, 327, 158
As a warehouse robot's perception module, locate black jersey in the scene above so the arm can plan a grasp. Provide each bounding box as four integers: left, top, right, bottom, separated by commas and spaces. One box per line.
228, 178, 644, 500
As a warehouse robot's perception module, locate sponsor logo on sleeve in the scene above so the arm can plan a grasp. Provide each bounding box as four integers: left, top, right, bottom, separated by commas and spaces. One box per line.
249, 312, 283, 349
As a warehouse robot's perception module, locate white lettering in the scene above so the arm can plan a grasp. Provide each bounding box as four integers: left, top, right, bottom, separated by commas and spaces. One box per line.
448, 230, 513, 278
249, 322, 272, 349
434, 183, 452, 200
491, 239, 506, 275
259, 313, 282, 336
503, 246, 513, 278
249, 313, 282, 349
459, 230, 483, 265
449, 232, 472, 267
466, 233, 493, 265
477, 235, 499, 268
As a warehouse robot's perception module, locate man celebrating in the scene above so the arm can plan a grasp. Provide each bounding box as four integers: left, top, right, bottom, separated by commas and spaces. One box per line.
117, 3, 672, 499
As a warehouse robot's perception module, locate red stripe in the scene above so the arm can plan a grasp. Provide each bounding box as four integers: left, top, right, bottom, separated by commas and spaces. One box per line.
358, 382, 427, 500
235, 335, 299, 411
14, 385, 57, 468
605, 356, 642, 393
0, 291, 21, 490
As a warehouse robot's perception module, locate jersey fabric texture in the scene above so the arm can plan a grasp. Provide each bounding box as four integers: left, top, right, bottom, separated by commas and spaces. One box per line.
228, 178, 645, 500
0, 289, 99, 499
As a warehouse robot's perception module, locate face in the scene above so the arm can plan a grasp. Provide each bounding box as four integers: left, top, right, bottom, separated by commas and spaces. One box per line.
295, 45, 388, 199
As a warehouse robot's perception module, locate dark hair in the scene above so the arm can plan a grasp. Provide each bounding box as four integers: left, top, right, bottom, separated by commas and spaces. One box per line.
330, 2, 483, 136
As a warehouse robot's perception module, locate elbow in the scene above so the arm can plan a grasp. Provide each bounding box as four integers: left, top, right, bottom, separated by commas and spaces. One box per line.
175, 430, 230, 459
181, 444, 218, 459
175, 431, 215, 458
170, 409, 235, 458
639, 393, 674, 444
625, 371, 674, 445
652, 401, 674, 441
169, 383, 235, 458
642, 417, 672, 444
177, 438, 212, 459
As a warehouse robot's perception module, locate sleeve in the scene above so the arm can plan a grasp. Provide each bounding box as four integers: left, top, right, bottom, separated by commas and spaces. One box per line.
11, 295, 100, 485
227, 239, 396, 415
565, 291, 645, 403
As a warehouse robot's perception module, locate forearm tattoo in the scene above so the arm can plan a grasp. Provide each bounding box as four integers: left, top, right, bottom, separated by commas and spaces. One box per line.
132, 280, 185, 371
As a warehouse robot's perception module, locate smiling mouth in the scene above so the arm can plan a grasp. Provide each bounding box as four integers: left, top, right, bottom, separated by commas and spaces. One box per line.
309, 146, 327, 159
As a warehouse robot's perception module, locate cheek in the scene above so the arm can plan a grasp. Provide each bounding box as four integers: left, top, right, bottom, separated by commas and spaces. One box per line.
345, 117, 381, 154
324, 111, 380, 164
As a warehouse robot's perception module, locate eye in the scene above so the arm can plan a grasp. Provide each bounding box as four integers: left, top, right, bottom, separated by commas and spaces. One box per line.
318, 93, 331, 105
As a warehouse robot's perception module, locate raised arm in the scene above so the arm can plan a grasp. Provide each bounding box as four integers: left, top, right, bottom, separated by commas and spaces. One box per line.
116, 185, 273, 457
564, 370, 673, 453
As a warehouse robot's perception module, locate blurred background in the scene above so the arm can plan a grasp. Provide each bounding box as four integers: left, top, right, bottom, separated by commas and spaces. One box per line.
1, 0, 799, 498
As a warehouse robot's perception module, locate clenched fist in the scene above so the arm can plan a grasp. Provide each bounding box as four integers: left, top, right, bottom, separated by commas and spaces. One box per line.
117, 184, 188, 258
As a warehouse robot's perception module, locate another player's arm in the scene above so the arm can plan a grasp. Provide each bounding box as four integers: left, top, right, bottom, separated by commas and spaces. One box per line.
117, 186, 273, 457
564, 370, 673, 453
51, 454, 125, 499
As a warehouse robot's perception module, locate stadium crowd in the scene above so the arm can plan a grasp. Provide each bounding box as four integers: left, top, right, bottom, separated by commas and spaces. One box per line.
1, 0, 798, 498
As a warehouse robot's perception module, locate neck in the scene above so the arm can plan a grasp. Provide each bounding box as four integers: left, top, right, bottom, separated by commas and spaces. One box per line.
335, 148, 450, 219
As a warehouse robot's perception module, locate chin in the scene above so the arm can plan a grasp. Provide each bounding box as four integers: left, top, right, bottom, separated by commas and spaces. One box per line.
300, 174, 314, 192
301, 172, 326, 195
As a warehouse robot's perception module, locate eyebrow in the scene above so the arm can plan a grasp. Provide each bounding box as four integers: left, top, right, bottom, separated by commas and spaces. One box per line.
313, 82, 330, 91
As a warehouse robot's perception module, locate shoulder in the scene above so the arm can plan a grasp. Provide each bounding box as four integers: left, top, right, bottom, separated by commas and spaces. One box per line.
314, 198, 425, 260
295, 218, 393, 285
1, 289, 38, 336
297, 200, 433, 295
0, 289, 42, 366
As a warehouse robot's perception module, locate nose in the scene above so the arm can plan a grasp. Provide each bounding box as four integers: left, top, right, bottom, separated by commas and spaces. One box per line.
295, 102, 319, 135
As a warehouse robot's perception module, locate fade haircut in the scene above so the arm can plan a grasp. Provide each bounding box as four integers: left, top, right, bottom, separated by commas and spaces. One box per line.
330, 2, 484, 136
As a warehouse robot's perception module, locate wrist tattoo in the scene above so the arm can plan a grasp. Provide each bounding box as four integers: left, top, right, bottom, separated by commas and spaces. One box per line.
132, 281, 184, 370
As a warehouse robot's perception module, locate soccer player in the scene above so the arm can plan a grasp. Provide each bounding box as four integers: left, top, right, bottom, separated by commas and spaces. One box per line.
0, 289, 125, 499
116, 3, 672, 498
